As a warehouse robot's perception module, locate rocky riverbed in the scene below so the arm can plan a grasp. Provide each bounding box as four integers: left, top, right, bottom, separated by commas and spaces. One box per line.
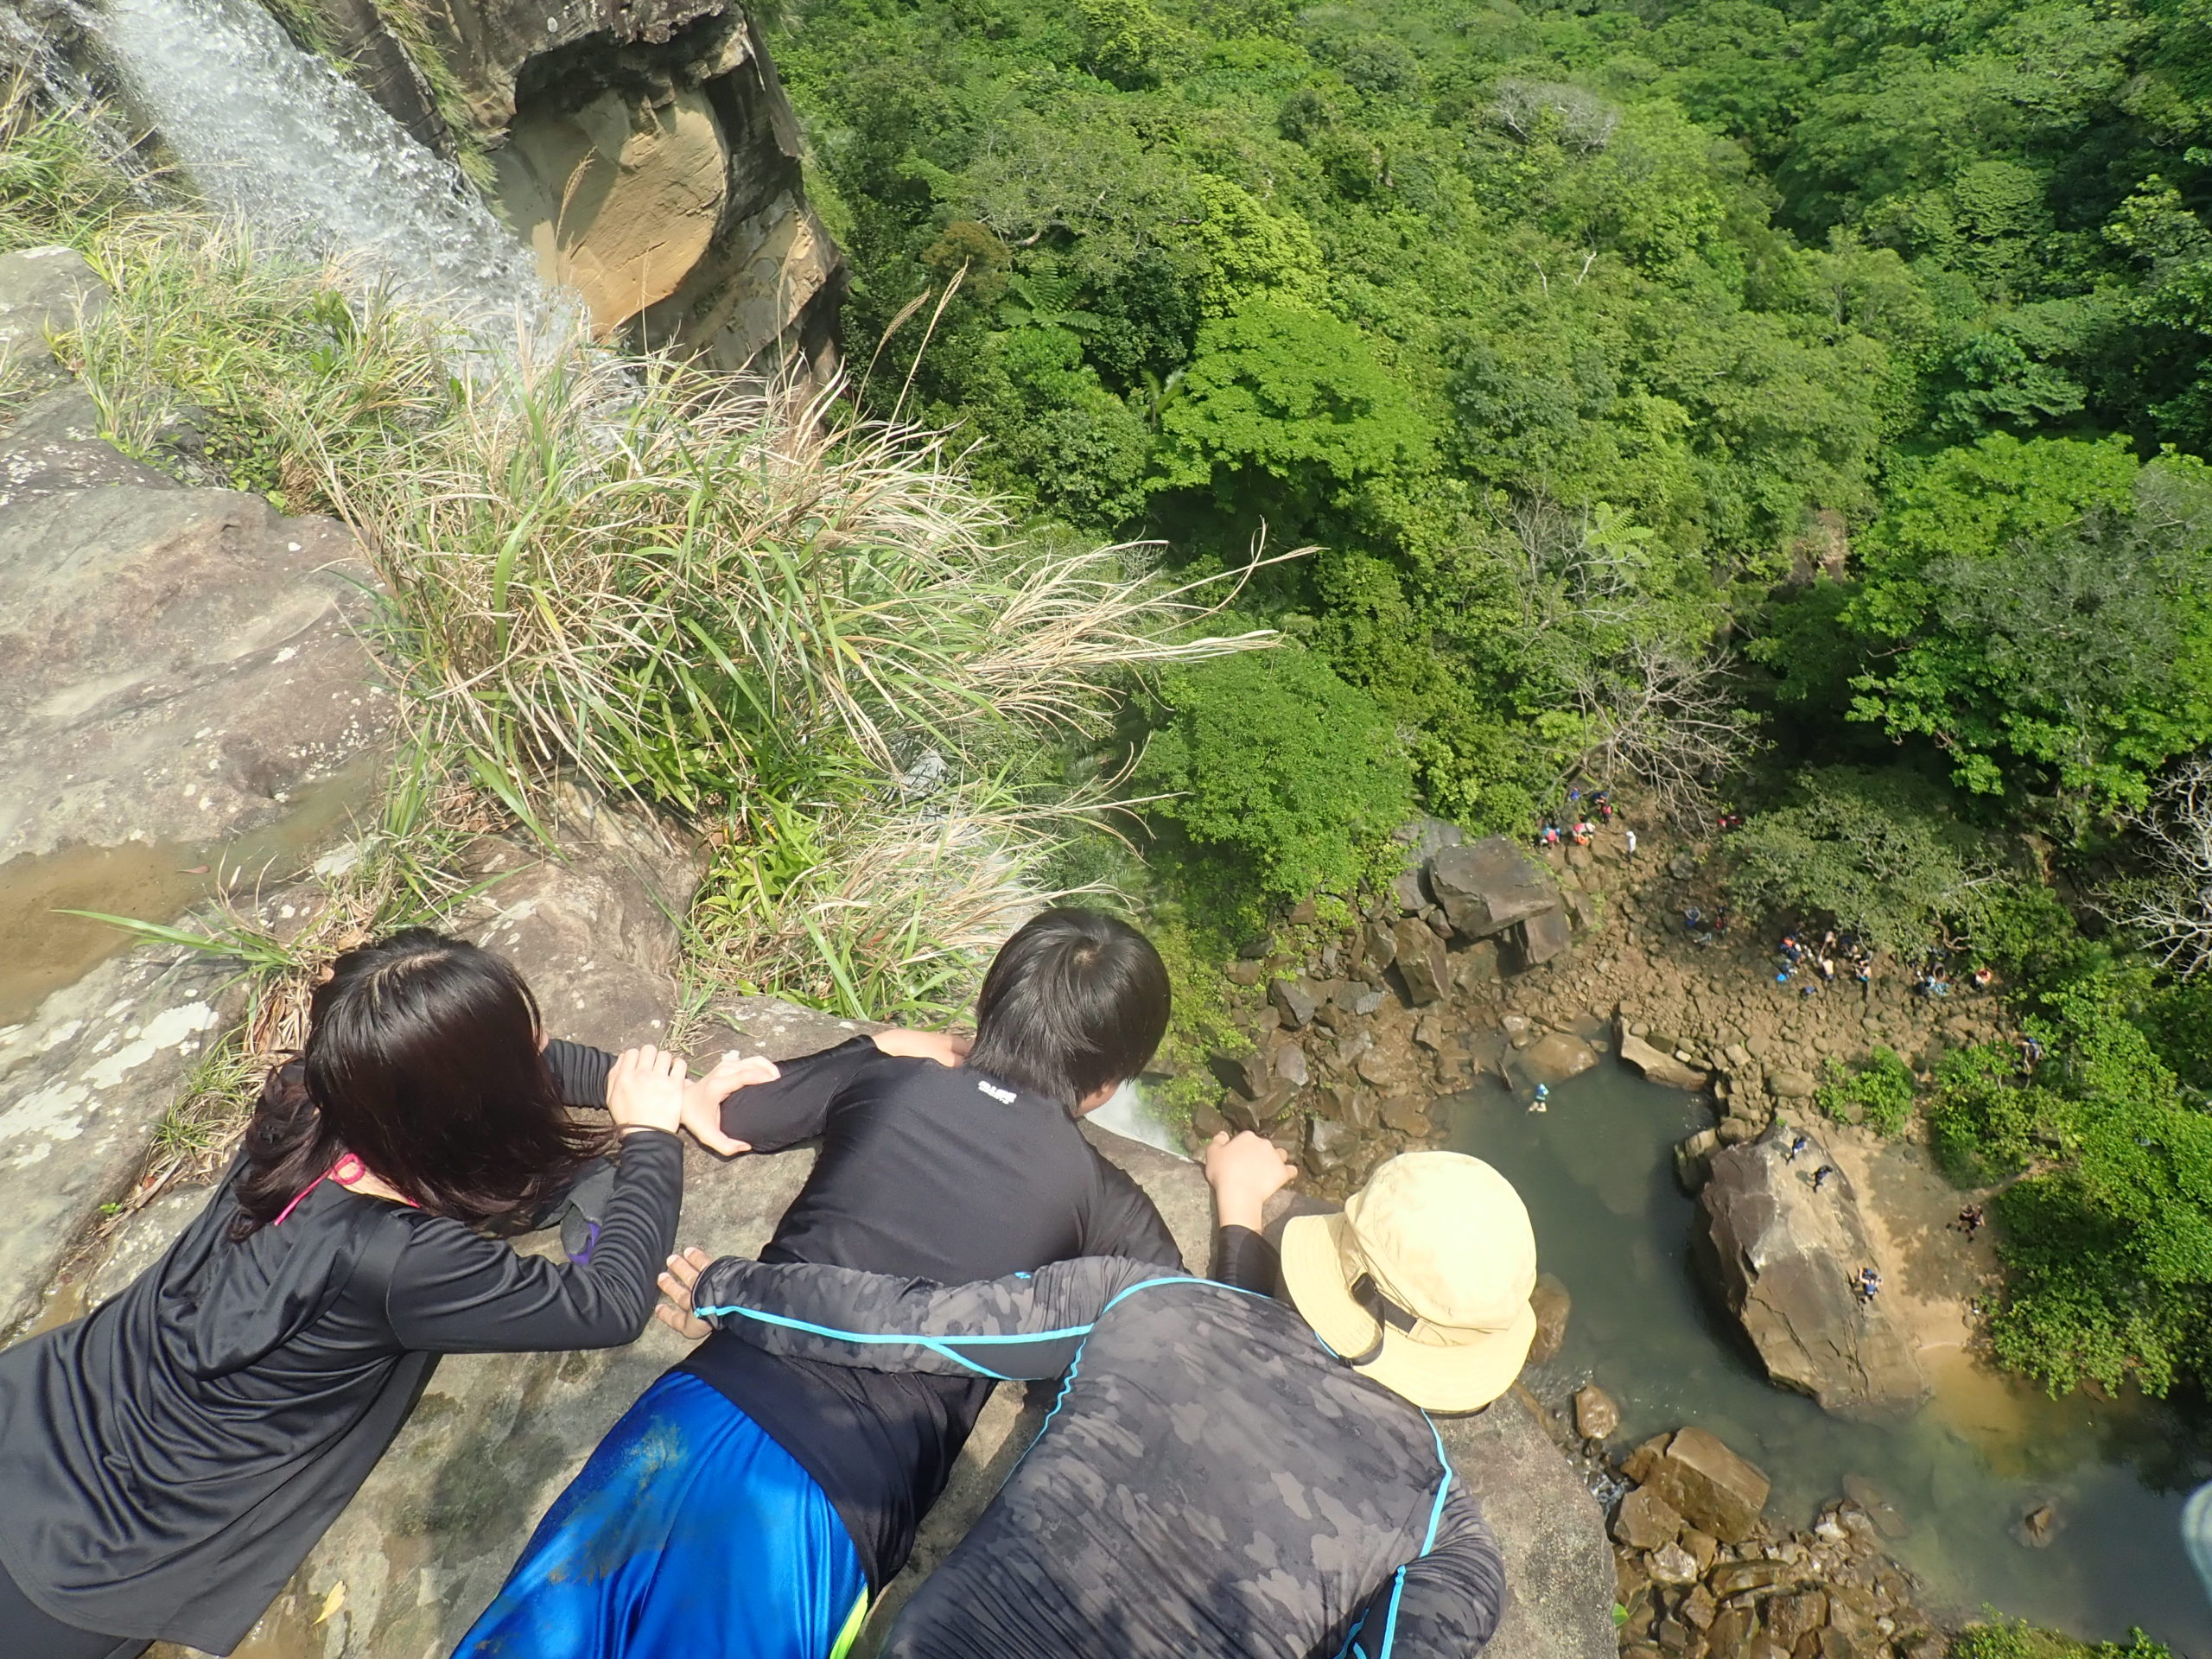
1165, 811, 2022, 1654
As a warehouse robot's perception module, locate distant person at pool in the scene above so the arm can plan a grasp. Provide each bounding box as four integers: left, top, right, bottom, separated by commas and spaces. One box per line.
0, 929, 761, 1659
664, 1143, 1523, 1659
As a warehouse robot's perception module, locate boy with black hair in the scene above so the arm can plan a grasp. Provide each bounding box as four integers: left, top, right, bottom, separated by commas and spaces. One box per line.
454, 908, 1183, 1659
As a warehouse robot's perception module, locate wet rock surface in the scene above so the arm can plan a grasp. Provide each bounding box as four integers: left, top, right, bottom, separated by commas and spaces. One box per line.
0, 260, 391, 1337
1699, 1129, 1930, 1419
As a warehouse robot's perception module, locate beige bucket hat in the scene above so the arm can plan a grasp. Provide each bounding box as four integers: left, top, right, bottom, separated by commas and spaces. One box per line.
1279, 1150, 1538, 1413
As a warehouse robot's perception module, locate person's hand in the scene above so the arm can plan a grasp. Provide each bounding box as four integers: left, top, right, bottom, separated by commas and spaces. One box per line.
679, 1052, 780, 1156
1204, 1130, 1297, 1232
868, 1027, 971, 1067
607, 1046, 688, 1137
654, 1246, 714, 1341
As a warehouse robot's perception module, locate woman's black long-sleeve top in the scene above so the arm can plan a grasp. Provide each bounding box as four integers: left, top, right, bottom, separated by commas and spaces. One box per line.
0, 1041, 678, 1653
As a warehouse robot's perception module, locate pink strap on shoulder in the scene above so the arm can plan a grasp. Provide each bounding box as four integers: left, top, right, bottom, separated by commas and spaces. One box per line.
272, 1154, 407, 1226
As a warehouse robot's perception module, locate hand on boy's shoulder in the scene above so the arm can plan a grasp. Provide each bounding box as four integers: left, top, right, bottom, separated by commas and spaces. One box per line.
868, 1028, 971, 1068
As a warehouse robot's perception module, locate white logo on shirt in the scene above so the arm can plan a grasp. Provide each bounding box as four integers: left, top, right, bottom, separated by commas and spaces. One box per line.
976, 1078, 1016, 1103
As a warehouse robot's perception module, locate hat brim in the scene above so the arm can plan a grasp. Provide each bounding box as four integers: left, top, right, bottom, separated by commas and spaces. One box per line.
1278, 1211, 1537, 1414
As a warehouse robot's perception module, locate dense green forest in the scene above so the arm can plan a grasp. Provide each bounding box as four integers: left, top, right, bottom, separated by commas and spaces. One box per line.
766, 0, 2212, 1399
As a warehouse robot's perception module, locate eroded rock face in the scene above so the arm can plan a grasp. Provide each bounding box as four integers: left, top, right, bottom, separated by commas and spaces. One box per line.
327, 0, 842, 370
1697, 1128, 1929, 1419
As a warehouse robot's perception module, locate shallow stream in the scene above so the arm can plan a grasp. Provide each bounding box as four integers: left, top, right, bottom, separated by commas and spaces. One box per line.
1446, 1065, 2211, 1649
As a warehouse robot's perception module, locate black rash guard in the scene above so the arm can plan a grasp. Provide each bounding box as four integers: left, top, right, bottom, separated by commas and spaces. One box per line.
675, 1039, 1183, 1589
0, 1041, 677, 1653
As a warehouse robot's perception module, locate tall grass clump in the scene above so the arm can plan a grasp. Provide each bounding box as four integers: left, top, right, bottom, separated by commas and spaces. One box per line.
0, 76, 160, 253
7, 83, 1275, 1017
320, 340, 1274, 1012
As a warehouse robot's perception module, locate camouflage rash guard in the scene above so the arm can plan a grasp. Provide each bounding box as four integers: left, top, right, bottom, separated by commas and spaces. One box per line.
689, 1254, 1507, 1659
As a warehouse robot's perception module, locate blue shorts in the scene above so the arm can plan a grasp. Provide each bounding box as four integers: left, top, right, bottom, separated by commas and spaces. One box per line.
453, 1372, 868, 1659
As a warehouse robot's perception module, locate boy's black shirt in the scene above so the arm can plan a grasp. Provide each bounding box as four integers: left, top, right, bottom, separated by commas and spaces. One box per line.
676, 1038, 1181, 1588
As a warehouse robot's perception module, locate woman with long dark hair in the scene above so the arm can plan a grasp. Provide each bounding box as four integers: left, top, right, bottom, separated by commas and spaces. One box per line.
0, 928, 751, 1659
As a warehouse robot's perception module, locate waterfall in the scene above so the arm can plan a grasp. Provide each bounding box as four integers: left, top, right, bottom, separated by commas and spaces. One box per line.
1091, 1080, 1189, 1158
86, 0, 561, 327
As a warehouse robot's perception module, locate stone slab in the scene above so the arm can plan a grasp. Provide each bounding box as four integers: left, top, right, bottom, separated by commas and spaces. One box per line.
0, 947, 237, 1338
1428, 836, 1560, 939
1698, 1128, 1929, 1419
0, 480, 388, 861
1619, 1027, 1711, 1090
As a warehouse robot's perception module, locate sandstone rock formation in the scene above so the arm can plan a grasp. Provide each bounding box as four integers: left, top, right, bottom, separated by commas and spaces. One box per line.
1697, 1128, 1929, 1419
319, 0, 842, 369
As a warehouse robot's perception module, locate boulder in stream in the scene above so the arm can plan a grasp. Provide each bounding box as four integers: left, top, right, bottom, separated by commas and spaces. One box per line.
1618, 1025, 1711, 1090
1620, 1427, 1771, 1545
1427, 836, 1561, 939
1697, 1128, 1930, 1419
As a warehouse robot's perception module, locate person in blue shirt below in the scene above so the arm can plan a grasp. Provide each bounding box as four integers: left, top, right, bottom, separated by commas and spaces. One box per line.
452, 908, 1185, 1659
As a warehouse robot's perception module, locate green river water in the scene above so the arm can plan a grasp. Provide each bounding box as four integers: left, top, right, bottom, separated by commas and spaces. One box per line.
1445, 1065, 2211, 1651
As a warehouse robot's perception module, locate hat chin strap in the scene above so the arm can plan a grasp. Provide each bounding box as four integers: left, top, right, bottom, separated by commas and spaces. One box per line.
1342, 1273, 1417, 1367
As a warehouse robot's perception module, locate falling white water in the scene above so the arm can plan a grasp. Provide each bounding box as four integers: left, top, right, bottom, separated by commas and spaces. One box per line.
1090, 1080, 1188, 1158
90, 0, 562, 327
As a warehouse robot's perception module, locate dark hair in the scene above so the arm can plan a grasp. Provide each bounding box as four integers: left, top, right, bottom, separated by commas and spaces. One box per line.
963, 908, 1170, 1110
230, 929, 607, 1238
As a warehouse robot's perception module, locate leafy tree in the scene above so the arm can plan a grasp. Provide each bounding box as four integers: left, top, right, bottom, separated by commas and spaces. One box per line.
1135, 647, 1414, 918
1726, 766, 1993, 954
1150, 296, 1436, 537
1846, 439, 2212, 813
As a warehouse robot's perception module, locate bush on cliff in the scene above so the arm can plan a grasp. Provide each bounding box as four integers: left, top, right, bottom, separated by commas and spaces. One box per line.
1134, 646, 1414, 927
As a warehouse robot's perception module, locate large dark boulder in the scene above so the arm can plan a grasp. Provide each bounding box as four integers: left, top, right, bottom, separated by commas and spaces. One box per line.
1427, 836, 1563, 941
1697, 1128, 1929, 1419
